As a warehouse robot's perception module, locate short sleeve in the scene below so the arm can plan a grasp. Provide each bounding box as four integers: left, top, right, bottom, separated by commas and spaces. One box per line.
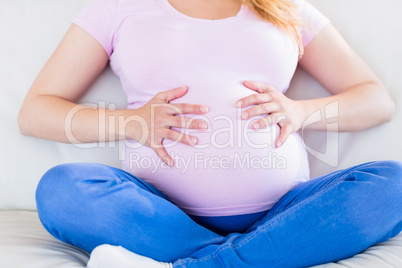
73, 0, 117, 57
293, 0, 330, 47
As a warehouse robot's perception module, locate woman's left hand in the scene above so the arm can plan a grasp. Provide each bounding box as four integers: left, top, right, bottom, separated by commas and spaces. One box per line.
236, 80, 307, 148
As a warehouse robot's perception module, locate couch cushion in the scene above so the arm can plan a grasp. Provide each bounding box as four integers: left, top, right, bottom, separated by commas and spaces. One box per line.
0, 211, 89, 268
0, 210, 401, 268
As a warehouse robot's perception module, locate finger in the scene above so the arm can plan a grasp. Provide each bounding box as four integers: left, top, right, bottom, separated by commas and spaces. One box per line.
162, 129, 198, 147
276, 124, 291, 148
155, 86, 188, 103
171, 103, 209, 114
153, 144, 174, 167
169, 116, 208, 130
243, 81, 275, 94
252, 113, 286, 130
236, 93, 272, 108
241, 102, 280, 120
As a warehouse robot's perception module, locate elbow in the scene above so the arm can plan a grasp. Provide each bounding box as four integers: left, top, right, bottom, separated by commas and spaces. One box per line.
371, 81, 396, 124
17, 106, 33, 136
385, 99, 396, 122
380, 94, 396, 123
17, 110, 29, 136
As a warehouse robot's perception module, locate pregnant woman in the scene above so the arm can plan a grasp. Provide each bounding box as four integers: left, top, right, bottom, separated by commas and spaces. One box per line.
18, 0, 402, 267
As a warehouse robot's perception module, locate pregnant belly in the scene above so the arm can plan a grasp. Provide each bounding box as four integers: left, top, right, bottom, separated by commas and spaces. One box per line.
122, 82, 310, 216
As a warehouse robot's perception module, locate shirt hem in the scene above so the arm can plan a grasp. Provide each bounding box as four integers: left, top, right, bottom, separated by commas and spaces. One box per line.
180, 202, 277, 217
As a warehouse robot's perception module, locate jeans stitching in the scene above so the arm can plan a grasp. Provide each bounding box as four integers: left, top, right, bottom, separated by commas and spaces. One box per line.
178, 175, 348, 266
178, 259, 185, 268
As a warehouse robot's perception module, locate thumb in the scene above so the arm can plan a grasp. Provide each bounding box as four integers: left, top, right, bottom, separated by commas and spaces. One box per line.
276, 124, 291, 148
153, 144, 174, 167
158, 86, 188, 103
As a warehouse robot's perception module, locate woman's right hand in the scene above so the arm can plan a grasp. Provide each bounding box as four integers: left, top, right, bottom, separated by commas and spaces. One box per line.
128, 86, 209, 167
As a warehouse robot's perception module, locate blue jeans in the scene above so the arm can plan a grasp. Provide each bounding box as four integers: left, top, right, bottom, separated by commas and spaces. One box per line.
36, 161, 402, 267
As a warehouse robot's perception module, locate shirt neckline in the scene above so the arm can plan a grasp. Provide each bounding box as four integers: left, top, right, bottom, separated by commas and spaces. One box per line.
157, 0, 248, 23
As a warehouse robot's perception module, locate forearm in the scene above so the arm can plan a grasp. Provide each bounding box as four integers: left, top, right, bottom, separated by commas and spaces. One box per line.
18, 95, 139, 143
299, 82, 395, 132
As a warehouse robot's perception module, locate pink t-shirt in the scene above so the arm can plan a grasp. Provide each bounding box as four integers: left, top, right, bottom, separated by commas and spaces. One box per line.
74, 0, 329, 216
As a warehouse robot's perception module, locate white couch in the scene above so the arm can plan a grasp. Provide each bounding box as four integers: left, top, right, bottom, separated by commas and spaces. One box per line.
1, 0, 401, 267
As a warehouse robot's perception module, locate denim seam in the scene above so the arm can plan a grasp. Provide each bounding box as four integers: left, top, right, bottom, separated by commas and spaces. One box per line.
178, 175, 349, 266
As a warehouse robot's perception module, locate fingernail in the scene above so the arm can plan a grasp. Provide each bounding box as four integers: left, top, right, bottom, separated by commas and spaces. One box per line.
201, 106, 209, 113
191, 137, 198, 146
242, 112, 249, 120
277, 141, 282, 148
236, 101, 243, 107
253, 122, 260, 129
199, 122, 207, 129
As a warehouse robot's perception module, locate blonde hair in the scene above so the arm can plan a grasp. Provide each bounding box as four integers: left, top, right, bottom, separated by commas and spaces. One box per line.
238, 0, 304, 57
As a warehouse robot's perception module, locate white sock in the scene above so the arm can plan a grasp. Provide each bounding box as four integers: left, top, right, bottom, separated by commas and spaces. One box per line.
86, 244, 173, 268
